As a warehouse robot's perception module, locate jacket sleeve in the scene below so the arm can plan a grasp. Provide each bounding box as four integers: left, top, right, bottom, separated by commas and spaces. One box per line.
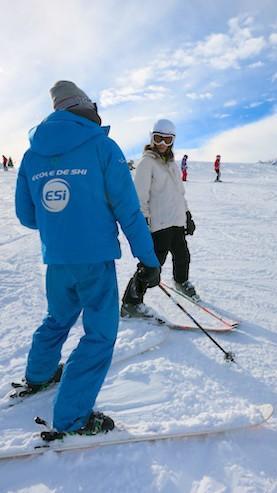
134, 157, 152, 221
15, 158, 37, 230
182, 179, 189, 213
102, 139, 159, 268
174, 162, 189, 213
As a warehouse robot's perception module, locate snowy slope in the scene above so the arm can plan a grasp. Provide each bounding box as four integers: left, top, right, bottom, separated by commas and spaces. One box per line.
0, 163, 276, 493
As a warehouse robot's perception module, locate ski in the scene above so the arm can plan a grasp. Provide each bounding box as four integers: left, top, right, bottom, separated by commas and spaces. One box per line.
1, 327, 168, 409
151, 313, 235, 333
161, 282, 239, 329
3, 364, 64, 407
0, 404, 272, 460
121, 314, 234, 333
168, 321, 234, 333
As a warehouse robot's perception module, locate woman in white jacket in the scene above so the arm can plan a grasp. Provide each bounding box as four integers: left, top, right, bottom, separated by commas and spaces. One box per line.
121, 119, 198, 318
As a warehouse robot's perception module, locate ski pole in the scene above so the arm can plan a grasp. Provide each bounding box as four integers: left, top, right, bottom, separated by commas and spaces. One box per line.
159, 284, 236, 363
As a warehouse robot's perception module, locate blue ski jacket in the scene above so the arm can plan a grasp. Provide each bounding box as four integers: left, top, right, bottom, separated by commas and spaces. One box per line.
15, 111, 159, 267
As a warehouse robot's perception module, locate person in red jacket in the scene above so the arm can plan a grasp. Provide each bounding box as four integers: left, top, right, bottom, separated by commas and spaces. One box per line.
214, 155, 221, 182
2, 155, 8, 171
181, 154, 188, 181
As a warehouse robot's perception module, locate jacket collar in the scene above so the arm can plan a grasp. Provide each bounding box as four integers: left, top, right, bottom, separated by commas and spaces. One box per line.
143, 148, 174, 163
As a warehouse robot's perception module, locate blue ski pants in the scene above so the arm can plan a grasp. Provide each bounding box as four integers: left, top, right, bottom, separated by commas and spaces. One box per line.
25, 262, 119, 431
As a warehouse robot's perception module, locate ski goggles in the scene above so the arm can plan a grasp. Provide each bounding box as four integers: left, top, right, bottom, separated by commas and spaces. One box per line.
152, 133, 175, 146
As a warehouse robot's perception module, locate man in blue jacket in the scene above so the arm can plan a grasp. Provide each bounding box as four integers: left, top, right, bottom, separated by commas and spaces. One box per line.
15, 81, 160, 438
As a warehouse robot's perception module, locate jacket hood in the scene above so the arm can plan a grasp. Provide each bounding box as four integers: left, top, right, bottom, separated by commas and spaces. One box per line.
28, 111, 110, 157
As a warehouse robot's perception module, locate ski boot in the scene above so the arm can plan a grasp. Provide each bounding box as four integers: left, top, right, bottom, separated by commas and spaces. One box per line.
121, 302, 156, 319
10, 364, 64, 399
174, 281, 200, 301
39, 411, 115, 442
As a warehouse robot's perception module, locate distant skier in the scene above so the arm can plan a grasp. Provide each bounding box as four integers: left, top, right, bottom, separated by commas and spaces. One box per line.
121, 118, 198, 320
127, 159, 135, 170
214, 155, 221, 182
181, 154, 188, 181
7, 157, 14, 168
2, 155, 8, 171
15, 80, 160, 438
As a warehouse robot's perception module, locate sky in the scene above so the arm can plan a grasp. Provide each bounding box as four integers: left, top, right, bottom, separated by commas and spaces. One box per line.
0, 0, 276, 163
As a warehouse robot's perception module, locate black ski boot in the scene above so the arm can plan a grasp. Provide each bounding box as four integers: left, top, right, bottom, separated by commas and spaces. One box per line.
121, 302, 156, 319
40, 411, 115, 442
174, 281, 200, 300
10, 364, 64, 399
76, 411, 115, 436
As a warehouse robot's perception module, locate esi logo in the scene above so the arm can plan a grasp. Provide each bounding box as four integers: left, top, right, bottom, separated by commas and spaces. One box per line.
42, 179, 70, 212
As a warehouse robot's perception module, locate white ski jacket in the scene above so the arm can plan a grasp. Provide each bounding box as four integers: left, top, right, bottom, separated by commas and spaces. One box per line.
134, 149, 188, 233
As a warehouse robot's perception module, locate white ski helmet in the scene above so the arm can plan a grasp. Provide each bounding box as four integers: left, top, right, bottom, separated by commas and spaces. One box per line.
152, 119, 176, 136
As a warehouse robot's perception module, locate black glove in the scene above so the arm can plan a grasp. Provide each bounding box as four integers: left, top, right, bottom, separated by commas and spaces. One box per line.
145, 216, 151, 227
136, 263, 160, 288
185, 211, 196, 235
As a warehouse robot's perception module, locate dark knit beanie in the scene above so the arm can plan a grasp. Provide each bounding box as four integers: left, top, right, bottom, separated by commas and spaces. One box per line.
50, 81, 101, 125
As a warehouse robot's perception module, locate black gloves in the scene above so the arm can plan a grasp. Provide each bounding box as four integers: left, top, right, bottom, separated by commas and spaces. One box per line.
145, 217, 151, 227
136, 263, 161, 288
185, 211, 196, 235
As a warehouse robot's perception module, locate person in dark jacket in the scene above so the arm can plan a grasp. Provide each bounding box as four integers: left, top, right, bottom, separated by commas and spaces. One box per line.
15, 81, 160, 436
7, 157, 14, 167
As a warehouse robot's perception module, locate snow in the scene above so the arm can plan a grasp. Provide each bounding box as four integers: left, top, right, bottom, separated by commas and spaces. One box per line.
258, 159, 277, 166
0, 162, 277, 493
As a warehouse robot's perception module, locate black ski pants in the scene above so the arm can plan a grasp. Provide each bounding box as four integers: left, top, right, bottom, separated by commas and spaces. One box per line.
122, 226, 190, 305
215, 170, 221, 181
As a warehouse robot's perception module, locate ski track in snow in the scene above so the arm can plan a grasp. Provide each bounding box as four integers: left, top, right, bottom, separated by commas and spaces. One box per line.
0, 164, 276, 493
